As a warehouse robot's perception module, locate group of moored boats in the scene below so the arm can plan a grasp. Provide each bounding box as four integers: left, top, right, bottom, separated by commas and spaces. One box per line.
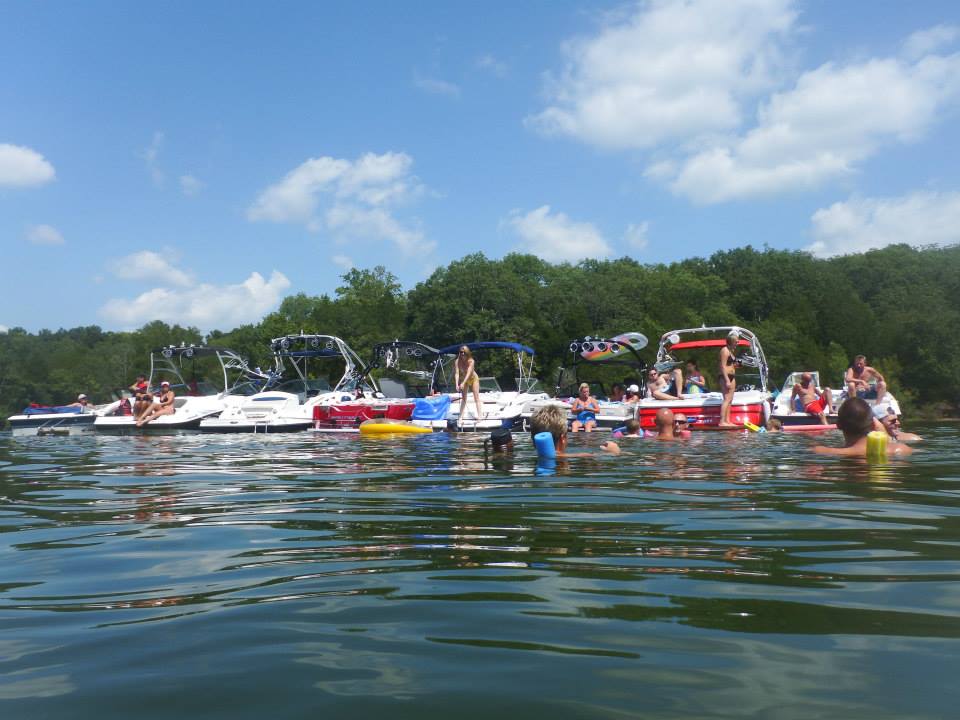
7, 326, 902, 437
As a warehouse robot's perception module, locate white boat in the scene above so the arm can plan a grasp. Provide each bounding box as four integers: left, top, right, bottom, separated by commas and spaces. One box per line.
8, 399, 120, 436
770, 370, 902, 428
200, 334, 374, 433
411, 341, 548, 432
633, 326, 770, 430
94, 346, 260, 434
521, 332, 648, 431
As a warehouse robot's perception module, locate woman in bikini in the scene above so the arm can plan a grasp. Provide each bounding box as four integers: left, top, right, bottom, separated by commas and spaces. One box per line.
718, 330, 739, 427
454, 345, 483, 425
137, 381, 176, 427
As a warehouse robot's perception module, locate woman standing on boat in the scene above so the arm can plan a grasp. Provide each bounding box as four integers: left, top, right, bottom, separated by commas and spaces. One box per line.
455, 345, 483, 425
718, 330, 739, 428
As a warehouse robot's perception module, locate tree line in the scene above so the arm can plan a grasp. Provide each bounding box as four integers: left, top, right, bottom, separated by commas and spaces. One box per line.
2, 243, 958, 424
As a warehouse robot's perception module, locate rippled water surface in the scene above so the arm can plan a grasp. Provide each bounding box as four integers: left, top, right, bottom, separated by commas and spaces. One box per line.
2, 425, 959, 719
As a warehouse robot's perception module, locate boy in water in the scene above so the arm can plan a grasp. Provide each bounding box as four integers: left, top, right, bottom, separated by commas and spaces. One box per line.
814, 398, 912, 457
530, 405, 620, 456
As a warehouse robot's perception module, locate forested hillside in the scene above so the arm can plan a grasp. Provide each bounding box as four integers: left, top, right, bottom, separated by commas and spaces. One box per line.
3, 244, 958, 423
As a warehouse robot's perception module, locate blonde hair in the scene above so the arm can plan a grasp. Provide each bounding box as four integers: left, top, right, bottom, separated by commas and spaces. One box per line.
530, 405, 568, 444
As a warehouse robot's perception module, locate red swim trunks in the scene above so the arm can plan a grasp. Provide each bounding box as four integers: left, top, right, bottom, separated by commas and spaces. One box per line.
805, 396, 828, 414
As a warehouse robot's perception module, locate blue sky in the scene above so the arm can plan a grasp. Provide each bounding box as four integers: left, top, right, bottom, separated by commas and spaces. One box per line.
2, 0, 959, 333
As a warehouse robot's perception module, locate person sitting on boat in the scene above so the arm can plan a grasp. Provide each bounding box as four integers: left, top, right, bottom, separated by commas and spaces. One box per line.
67, 393, 93, 410
814, 397, 912, 457
645, 368, 681, 401
609, 383, 625, 402
790, 372, 834, 425
130, 375, 152, 421
137, 381, 176, 427
570, 382, 601, 432
875, 407, 922, 442
845, 355, 887, 401
684, 361, 707, 395
454, 345, 483, 425
718, 330, 740, 428
623, 384, 641, 404
530, 404, 619, 457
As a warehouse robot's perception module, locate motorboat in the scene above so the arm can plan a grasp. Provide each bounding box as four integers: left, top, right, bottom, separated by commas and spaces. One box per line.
200, 333, 373, 433
8, 399, 120, 436
310, 340, 436, 433
770, 370, 902, 427
634, 326, 770, 430
412, 341, 548, 432
521, 332, 649, 431
94, 346, 262, 434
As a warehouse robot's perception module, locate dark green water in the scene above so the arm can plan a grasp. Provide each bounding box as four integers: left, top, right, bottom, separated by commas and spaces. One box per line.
1, 426, 958, 719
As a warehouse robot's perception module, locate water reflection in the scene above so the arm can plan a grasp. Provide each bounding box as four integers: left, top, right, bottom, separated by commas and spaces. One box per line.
0, 425, 958, 717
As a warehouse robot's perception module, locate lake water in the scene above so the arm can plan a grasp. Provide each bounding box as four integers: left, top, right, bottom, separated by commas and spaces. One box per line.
1, 425, 959, 719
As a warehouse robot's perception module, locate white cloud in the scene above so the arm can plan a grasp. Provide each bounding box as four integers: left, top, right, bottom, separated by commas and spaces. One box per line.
806, 191, 960, 257
332, 254, 354, 271
413, 72, 461, 97
624, 221, 649, 251
140, 131, 164, 186
476, 54, 508, 77
506, 205, 611, 263
528, 0, 797, 149
248, 151, 432, 254
0, 144, 56, 187
109, 250, 192, 287
179, 174, 204, 196
26, 224, 64, 246
902, 24, 959, 61
100, 270, 291, 331
667, 51, 960, 203
0, 325, 8, 334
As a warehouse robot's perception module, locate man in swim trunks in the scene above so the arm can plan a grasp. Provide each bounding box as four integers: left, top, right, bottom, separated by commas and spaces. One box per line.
645, 368, 681, 401
790, 372, 834, 425
570, 382, 600, 432
845, 355, 887, 401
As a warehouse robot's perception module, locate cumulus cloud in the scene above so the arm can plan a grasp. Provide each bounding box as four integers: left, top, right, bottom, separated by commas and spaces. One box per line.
332, 254, 354, 271
413, 72, 461, 97
624, 221, 650, 251
179, 174, 204, 196
528, 0, 796, 149
248, 151, 432, 254
26, 224, 64, 246
109, 250, 192, 287
806, 191, 960, 257
667, 51, 960, 203
506, 205, 611, 263
100, 270, 291, 331
902, 24, 959, 61
0, 143, 56, 187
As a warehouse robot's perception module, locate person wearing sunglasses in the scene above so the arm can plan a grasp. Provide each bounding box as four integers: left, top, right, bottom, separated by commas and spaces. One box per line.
454, 346, 483, 424
673, 412, 693, 438
877, 409, 922, 442
646, 368, 681, 401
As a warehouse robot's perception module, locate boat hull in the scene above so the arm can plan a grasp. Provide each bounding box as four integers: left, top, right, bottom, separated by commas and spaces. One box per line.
9, 414, 98, 436
636, 391, 768, 430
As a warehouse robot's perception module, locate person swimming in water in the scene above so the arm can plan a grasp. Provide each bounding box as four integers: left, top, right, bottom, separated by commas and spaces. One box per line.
530, 405, 619, 457
813, 398, 912, 457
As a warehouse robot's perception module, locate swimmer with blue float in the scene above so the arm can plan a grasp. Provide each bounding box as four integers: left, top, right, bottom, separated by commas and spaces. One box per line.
570, 382, 601, 432
531, 405, 620, 458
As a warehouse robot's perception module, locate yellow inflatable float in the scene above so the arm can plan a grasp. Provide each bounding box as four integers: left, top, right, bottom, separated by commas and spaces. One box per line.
359, 419, 432, 435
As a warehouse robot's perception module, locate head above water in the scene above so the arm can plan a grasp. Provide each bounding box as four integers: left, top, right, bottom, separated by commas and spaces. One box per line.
530, 405, 567, 446
654, 407, 675, 430
489, 427, 513, 450
837, 397, 873, 437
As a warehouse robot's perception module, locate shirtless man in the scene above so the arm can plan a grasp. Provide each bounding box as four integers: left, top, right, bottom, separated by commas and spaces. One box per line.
876, 409, 922, 442
137, 381, 176, 427
718, 330, 740, 427
845, 355, 887, 401
653, 408, 679, 440
646, 368, 681, 401
530, 404, 619, 456
814, 398, 912, 457
790, 372, 834, 425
